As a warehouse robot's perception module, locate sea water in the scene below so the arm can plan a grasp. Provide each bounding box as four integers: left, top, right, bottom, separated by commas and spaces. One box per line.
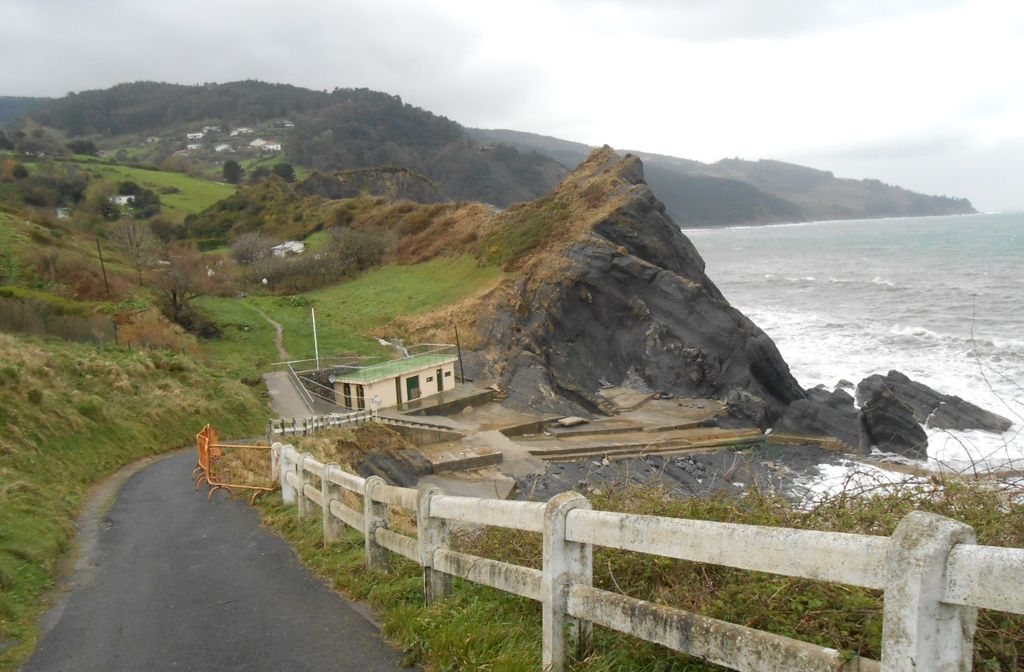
684, 213, 1024, 474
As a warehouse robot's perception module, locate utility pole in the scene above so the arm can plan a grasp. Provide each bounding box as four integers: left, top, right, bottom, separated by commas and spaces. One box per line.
454, 324, 466, 383
96, 239, 111, 297
311, 307, 320, 369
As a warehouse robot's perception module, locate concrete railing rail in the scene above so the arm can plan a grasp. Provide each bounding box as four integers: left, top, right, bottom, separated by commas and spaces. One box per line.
272, 442, 1024, 672
267, 410, 378, 438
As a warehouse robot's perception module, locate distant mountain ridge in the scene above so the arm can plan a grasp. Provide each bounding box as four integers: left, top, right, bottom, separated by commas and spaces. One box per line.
19, 81, 974, 225
467, 128, 976, 225
0, 96, 51, 124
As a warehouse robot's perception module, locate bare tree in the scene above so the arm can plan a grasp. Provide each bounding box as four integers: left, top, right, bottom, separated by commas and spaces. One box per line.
110, 218, 155, 284
231, 232, 273, 265
152, 243, 213, 330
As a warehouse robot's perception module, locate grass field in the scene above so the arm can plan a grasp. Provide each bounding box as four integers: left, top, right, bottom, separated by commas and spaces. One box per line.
0, 213, 29, 283
197, 255, 503, 377
28, 156, 234, 219
75, 160, 235, 217
0, 334, 269, 671
191, 296, 281, 378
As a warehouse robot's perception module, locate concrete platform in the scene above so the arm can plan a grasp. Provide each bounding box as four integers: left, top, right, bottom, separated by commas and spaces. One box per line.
598, 386, 654, 411
419, 467, 517, 500
520, 427, 764, 461
398, 381, 497, 416
419, 442, 503, 473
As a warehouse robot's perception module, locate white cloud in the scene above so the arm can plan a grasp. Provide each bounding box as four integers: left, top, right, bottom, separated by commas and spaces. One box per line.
1, 0, 1022, 209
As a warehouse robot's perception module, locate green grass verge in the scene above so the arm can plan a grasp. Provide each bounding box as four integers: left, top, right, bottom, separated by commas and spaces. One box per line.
257, 477, 1024, 671
0, 334, 270, 671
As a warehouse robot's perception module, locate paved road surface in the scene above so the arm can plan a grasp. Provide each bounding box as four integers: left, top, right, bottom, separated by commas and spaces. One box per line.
263, 370, 316, 419
24, 451, 411, 672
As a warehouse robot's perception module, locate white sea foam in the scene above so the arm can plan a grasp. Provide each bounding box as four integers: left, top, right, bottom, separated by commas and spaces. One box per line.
689, 213, 1024, 481
791, 460, 922, 506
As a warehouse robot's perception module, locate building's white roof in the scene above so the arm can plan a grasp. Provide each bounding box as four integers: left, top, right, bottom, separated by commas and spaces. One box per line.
271, 240, 305, 255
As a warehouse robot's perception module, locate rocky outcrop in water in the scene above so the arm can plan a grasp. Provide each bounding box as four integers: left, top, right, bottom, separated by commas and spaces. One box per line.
858, 387, 929, 458
856, 370, 1012, 434
466, 148, 806, 425
774, 386, 864, 453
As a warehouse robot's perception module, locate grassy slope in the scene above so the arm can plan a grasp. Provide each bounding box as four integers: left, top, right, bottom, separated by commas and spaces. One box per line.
196, 255, 504, 375
50, 157, 236, 220
0, 334, 269, 670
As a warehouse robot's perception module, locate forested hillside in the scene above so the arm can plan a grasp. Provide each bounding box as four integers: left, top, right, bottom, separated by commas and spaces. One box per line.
0, 96, 51, 124
27, 82, 567, 207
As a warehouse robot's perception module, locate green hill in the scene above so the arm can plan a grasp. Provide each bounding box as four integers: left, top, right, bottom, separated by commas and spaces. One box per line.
28, 81, 567, 208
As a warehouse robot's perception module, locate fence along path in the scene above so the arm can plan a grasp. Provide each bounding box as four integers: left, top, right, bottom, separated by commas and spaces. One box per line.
273, 442, 1024, 672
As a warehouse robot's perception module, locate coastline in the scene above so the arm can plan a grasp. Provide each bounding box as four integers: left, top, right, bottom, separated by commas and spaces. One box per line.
680, 210, 999, 232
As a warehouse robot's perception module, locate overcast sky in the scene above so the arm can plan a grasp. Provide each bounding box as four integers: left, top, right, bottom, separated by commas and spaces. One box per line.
2, 0, 1022, 210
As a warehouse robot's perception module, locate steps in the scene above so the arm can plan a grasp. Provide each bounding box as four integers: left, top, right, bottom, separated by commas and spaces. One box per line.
526, 428, 764, 462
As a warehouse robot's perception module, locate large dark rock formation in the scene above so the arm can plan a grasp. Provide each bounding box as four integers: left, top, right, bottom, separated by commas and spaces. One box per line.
857, 370, 1012, 434
858, 387, 929, 459
468, 148, 805, 425
774, 386, 864, 453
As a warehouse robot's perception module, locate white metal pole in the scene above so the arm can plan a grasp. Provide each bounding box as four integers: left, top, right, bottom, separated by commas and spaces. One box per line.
312, 307, 320, 369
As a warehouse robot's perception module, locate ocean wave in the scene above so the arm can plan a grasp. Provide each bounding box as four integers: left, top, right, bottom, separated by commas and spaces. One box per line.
763, 273, 816, 283
887, 324, 1024, 352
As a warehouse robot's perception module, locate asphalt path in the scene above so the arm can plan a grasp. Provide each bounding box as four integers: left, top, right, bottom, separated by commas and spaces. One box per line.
24, 451, 411, 672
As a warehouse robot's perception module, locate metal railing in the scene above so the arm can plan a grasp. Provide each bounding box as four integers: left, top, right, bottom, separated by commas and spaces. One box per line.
274, 441, 1024, 672
193, 425, 276, 504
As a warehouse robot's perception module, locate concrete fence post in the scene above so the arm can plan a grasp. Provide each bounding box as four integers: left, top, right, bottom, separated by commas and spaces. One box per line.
322, 463, 344, 547
296, 453, 314, 521
417, 487, 452, 603
881, 510, 977, 672
270, 442, 282, 487
279, 444, 296, 504
542, 491, 593, 672
363, 476, 390, 571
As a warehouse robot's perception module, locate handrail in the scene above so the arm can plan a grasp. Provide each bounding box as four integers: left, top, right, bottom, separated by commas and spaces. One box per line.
271, 439, 1024, 672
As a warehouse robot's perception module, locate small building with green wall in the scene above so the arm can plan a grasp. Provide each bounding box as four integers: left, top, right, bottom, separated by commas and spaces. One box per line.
329, 352, 458, 410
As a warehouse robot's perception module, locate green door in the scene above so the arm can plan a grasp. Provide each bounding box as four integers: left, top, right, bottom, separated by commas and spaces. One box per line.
436, 368, 444, 392
406, 375, 420, 400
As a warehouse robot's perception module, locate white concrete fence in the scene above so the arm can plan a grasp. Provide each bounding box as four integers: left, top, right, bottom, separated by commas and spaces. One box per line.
273, 442, 1024, 672
267, 409, 378, 438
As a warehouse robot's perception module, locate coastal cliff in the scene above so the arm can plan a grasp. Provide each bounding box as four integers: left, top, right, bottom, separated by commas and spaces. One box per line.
462, 147, 806, 423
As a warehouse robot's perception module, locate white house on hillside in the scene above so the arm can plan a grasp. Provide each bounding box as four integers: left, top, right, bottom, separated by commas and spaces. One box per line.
230, 127, 253, 136
214, 143, 232, 153
260, 142, 282, 152
249, 138, 267, 148
186, 132, 204, 140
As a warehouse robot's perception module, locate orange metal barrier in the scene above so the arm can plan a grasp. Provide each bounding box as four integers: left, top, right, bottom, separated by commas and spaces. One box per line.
193, 424, 277, 504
